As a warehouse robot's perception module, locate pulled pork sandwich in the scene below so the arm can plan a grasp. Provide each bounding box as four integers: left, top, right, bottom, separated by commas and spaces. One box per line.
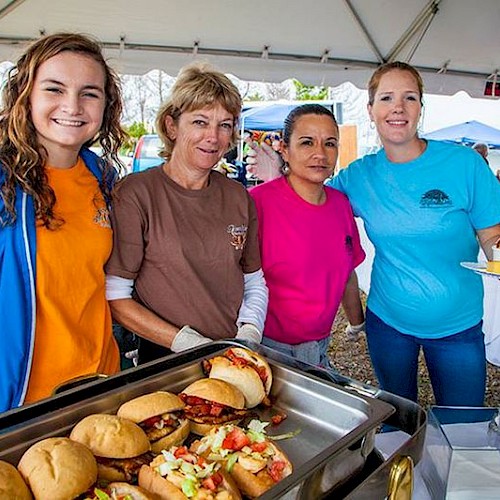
117, 391, 190, 454
0, 460, 33, 500
203, 347, 272, 408
70, 414, 153, 483
17, 437, 98, 500
191, 420, 292, 498
178, 379, 247, 436
138, 446, 241, 500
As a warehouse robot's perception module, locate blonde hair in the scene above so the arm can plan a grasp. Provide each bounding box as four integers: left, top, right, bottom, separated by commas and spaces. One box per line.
0, 32, 126, 228
368, 61, 424, 105
156, 63, 242, 160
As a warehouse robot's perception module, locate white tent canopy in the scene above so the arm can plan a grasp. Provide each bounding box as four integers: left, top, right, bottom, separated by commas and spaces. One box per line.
0, 0, 499, 97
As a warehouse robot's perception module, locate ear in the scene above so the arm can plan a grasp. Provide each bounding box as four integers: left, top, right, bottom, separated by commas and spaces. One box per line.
367, 103, 374, 122
281, 143, 289, 163
164, 115, 177, 140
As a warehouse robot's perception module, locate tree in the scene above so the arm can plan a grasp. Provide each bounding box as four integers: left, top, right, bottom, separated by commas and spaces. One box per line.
292, 79, 327, 100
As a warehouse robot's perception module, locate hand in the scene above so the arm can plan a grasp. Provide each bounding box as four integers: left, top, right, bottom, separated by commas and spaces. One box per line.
244, 137, 283, 182
236, 323, 262, 344
345, 321, 365, 342
171, 325, 212, 353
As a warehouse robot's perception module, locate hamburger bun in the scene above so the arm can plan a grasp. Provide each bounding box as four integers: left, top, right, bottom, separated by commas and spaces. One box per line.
207, 347, 272, 407
117, 391, 190, 453
0, 460, 32, 500
70, 413, 150, 458
17, 437, 97, 500
180, 378, 247, 436
182, 378, 245, 409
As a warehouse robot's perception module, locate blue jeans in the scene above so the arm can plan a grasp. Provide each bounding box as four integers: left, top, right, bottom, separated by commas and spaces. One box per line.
262, 336, 332, 369
365, 308, 486, 406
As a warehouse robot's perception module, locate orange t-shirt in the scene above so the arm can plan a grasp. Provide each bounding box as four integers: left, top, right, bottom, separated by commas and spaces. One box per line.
25, 158, 119, 403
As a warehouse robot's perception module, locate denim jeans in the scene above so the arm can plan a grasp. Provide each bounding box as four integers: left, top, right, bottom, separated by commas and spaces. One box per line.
262, 336, 332, 369
365, 308, 486, 406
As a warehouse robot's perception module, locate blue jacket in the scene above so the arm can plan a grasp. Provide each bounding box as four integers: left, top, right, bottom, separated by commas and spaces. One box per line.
0, 148, 114, 412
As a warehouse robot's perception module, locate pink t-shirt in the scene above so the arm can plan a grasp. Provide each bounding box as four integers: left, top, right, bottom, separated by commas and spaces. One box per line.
250, 177, 365, 344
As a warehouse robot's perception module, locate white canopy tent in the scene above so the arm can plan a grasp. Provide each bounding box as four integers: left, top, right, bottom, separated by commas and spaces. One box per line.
0, 0, 498, 97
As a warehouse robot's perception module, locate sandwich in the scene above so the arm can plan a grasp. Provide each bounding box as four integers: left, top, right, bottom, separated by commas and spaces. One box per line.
0, 460, 32, 500
82, 482, 159, 499
138, 445, 241, 500
178, 378, 247, 435
70, 414, 153, 483
203, 347, 272, 408
17, 437, 98, 500
190, 420, 292, 498
117, 391, 190, 453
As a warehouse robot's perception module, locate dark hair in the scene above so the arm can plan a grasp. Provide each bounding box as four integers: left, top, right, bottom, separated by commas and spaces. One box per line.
368, 61, 424, 105
283, 104, 338, 145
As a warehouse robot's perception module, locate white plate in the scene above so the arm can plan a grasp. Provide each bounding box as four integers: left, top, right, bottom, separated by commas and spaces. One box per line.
460, 261, 500, 278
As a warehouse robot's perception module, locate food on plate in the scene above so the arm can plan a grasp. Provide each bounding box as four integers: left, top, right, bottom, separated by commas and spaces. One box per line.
138, 445, 241, 500
83, 482, 159, 499
117, 391, 190, 453
17, 437, 97, 500
203, 347, 272, 408
190, 420, 292, 498
70, 414, 153, 483
487, 241, 500, 273
178, 378, 247, 436
0, 460, 33, 500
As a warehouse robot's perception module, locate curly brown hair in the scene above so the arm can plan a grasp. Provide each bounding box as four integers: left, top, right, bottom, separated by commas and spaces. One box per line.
0, 32, 127, 228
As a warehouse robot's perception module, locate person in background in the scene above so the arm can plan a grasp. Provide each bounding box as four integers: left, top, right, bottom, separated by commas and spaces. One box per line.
250, 104, 365, 367
472, 142, 489, 165
105, 63, 267, 364
246, 62, 500, 407
0, 33, 126, 411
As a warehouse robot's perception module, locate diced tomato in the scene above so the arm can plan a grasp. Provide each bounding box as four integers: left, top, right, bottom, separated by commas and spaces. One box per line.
269, 460, 286, 482
211, 471, 223, 486
222, 428, 250, 450
141, 415, 162, 428
250, 442, 268, 453
202, 477, 216, 491
197, 456, 207, 467
174, 446, 189, 458
209, 404, 225, 417
271, 413, 287, 425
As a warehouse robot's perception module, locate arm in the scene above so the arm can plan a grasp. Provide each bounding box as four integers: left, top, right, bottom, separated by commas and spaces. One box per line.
477, 224, 500, 260
236, 269, 269, 343
341, 271, 365, 338
106, 275, 211, 352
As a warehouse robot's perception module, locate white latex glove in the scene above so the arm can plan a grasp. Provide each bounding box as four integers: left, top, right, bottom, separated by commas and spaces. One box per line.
244, 138, 283, 182
171, 325, 212, 353
345, 321, 366, 342
236, 323, 262, 344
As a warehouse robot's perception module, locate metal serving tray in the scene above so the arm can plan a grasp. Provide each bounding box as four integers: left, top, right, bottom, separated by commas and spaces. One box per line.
0, 341, 425, 499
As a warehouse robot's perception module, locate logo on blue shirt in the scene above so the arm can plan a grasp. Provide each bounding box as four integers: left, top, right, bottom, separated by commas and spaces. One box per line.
420, 189, 452, 208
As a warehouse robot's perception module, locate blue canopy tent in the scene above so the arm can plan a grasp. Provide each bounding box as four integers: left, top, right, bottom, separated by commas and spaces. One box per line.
422, 120, 500, 149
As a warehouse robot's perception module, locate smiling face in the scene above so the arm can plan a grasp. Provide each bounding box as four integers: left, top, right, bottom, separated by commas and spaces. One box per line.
368, 69, 422, 151
165, 103, 234, 175
282, 113, 339, 187
29, 51, 106, 167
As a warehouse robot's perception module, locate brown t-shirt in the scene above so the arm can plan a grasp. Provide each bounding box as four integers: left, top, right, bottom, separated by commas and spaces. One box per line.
106, 167, 261, 341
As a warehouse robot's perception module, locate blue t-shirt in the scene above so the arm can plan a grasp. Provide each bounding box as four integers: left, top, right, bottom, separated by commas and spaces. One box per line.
327, 140, 500, 338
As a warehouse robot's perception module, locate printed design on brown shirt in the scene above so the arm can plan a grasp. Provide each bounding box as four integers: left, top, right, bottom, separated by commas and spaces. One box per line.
93, 207, 111, 228
227, 224, 247, 250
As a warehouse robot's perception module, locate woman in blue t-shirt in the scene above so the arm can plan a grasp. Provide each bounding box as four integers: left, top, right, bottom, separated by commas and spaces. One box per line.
247, 62, 500, 406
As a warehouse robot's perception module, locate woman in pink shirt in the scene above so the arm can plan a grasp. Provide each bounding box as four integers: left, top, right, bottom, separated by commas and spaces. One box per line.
250, 104, 365, 367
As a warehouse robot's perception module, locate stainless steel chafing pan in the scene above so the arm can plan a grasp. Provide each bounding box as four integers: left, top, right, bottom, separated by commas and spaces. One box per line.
0, 341, 426, 499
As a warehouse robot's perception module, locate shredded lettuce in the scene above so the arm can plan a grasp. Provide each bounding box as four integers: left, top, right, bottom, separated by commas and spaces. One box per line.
226, 452, 239, 472
182, 478, 198, 498
93, 489, 110, 500
248, 419, 270, 434
268, 429, 302, 440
